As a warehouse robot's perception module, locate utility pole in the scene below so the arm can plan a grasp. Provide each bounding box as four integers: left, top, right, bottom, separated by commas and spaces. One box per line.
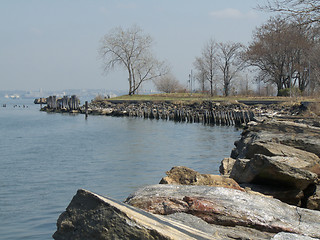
189, 70, 193, 95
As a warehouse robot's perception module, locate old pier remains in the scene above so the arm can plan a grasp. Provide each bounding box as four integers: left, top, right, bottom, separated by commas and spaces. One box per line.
43, 95, 80, 112
88, 100, 255, 126
39, 96, 255, 126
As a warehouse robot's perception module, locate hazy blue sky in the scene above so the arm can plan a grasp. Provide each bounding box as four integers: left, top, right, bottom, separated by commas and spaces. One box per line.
0, 0, 271, 91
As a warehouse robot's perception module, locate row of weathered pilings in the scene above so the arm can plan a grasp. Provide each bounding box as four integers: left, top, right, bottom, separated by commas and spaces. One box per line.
126, 106, 254, 126
38, 96, 256, 126
41, 95, 80, 111
87, 100, 256, 126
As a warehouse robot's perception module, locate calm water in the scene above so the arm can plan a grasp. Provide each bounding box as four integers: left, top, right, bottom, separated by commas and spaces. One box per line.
0, 98, 241, 240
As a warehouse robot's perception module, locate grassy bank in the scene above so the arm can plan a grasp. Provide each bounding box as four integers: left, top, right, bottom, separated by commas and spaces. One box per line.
92, 93, 320, 119
102, 93, 319, 104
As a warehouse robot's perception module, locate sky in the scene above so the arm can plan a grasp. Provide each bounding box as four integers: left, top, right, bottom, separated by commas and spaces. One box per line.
0, 0, 271, 91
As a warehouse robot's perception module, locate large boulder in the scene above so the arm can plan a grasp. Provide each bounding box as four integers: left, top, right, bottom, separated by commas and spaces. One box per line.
249, 131, 320, 160
53, 189, 216, 240
229, 154, 317, 190
274, 133, 320, 158
159, 166, 243, 191
231, 119, 320, 159
125, 184, 320, 238
249, 119, 320, 158
245, 142, 320, 175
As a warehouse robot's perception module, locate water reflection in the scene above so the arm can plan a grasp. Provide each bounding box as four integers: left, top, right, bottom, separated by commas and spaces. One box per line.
0, 104, 241, 240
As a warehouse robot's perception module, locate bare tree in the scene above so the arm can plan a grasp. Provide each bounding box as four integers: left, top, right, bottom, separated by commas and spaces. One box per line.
244, 17, 315, 95
259, 0, 320, 24
216, 42, 245, 96
154, 74, 184, 93
193, 57, 207, 93
307, 42, 320, 95
99, 25, 168, 95
194, 39, 217, 96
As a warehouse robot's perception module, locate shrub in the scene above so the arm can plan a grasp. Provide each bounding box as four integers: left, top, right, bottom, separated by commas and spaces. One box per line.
278, 87, 301, 97
93, 94, 106, 101
154, 74, 184, 93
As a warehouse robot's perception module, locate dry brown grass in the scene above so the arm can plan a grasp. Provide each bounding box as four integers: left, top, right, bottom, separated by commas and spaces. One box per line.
308, 102, 320, 116
107, 93, 320, 106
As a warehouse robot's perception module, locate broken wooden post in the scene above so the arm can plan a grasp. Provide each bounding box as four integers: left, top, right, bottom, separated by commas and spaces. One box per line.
85, 101, 88, 119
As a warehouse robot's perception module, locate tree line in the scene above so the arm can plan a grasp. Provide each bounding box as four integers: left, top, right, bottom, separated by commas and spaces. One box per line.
99, 0, 320, 96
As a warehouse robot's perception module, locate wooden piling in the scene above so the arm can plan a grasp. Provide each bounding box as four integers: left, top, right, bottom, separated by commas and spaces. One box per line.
85, 101, 88, 119
42, 96, 256, 126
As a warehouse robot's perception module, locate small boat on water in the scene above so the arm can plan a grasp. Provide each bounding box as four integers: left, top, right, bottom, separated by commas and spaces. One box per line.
11, 94, 20, 99
4, 94, 20, 99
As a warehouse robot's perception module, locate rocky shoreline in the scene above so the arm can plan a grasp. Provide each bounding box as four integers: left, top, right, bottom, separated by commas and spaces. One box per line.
52, 99, 320, 239
221, 118, 320, 208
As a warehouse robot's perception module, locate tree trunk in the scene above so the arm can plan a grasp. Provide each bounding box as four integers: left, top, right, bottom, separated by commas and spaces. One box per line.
132, 69, 136, 95
224, 81, 229, 96
128, 68, 133, 95
276, 77, 283, 96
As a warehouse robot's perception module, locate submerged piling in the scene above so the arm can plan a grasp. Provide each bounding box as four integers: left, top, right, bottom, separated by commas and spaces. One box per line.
85, 101, 88, 119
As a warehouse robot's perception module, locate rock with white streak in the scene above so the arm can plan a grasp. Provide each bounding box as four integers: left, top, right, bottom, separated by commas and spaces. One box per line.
125, 184, 320, 238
